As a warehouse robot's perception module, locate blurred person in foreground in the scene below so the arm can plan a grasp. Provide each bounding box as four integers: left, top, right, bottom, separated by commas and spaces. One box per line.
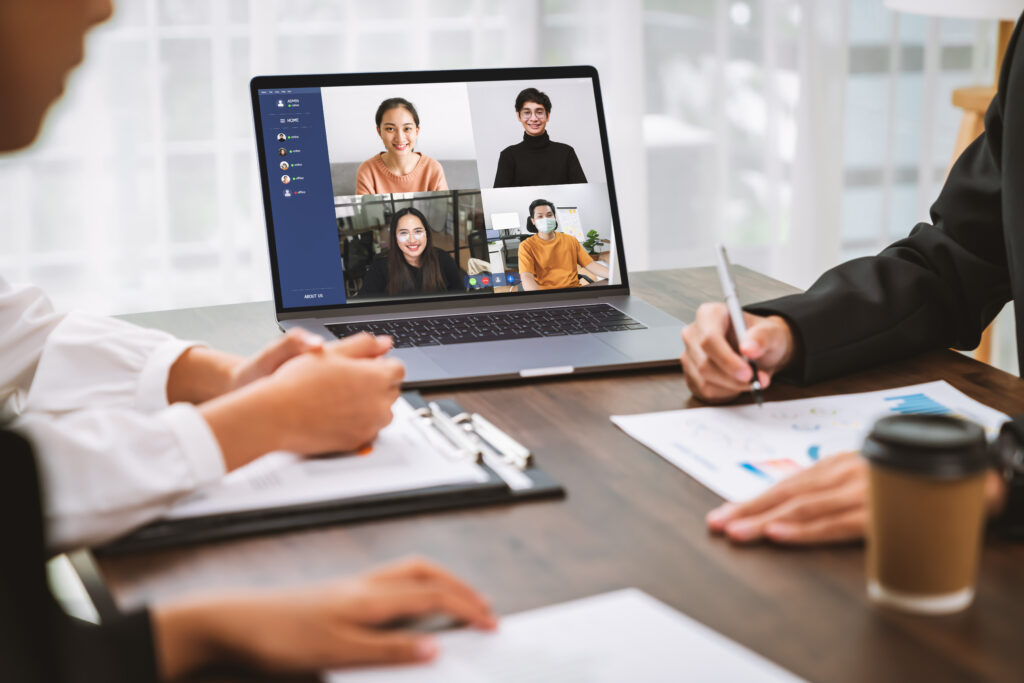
0, 0, 496, 679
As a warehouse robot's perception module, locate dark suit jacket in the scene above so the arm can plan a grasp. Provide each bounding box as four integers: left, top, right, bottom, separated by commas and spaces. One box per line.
749, 15, 1024, 532
751, 15, 1024, 383
0, 430, 158, 682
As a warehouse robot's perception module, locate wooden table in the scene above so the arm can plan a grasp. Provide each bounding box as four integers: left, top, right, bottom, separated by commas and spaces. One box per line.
103, 267, 1024, 682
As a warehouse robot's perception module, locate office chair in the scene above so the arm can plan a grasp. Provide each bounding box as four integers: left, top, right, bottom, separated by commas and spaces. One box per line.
467, 229, 488, 261
502, 236, 524, 271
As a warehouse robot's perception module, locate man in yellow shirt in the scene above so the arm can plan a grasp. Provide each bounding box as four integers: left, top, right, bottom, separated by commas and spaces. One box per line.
518, 199, 608, 290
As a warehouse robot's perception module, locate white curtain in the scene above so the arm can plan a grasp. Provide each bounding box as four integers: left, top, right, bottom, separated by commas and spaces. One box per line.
548, 0, 851, 289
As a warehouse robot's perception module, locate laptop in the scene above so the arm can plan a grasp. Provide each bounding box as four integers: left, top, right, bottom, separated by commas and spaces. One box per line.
250, 66, 685, 388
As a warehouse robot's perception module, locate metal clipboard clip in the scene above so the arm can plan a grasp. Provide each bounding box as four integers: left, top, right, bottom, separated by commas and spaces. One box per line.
460, 412, 533, 472
411, 402, 481, 463
411, 403, 532, 471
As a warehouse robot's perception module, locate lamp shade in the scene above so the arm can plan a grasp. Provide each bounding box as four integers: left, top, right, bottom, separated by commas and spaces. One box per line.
884, 0, 1023, 20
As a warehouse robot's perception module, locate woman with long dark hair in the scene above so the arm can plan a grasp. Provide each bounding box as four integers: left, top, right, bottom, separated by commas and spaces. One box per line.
358, 207, 465, 297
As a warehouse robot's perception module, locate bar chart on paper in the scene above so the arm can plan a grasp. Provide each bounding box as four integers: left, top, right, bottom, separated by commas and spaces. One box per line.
611, 381, 1007, 502
884, 393, 951, 415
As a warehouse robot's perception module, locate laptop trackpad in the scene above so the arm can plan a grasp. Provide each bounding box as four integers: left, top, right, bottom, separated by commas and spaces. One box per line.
427, 336, 630, 375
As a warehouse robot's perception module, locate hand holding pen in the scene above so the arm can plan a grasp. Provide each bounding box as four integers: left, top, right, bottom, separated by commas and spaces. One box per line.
678, 247, 797, 404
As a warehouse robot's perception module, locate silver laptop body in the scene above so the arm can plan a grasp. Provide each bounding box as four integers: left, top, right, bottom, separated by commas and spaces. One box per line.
251, 66, 685, 388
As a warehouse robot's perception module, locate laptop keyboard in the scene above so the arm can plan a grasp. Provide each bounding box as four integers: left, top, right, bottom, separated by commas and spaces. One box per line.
325, 304, 647, 348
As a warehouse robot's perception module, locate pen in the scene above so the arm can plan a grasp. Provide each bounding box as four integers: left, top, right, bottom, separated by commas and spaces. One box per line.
714, 244, 764, 407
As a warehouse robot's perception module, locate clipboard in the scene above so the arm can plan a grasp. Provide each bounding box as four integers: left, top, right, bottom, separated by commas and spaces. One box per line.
97, 392, 564, 556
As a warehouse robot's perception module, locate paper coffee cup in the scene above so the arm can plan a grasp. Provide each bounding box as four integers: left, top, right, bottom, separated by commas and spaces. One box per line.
863, 414, 989, 615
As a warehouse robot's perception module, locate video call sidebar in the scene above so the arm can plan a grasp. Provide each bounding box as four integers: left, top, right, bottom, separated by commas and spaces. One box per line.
259, 88, 348, 308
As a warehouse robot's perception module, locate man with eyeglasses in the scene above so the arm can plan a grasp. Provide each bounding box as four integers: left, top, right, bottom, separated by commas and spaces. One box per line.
493, 87, 588, 188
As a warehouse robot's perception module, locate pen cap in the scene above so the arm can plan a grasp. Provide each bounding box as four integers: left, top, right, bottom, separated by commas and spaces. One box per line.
861, 415, 988, 480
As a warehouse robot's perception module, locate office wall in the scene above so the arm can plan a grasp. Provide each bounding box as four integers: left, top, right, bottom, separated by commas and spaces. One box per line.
481, 183, 613, 241
322, 83, 478, 163
467, 78, 608, 189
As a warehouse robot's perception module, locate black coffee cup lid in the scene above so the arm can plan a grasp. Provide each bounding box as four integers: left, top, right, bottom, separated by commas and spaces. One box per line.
862, 415, 989, 478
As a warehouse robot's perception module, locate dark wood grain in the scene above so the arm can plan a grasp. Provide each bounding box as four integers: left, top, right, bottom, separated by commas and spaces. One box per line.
107, 267, 1024, 682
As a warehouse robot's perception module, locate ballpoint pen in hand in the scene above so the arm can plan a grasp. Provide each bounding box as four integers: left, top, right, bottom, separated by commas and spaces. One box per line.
714, 244, 764, 407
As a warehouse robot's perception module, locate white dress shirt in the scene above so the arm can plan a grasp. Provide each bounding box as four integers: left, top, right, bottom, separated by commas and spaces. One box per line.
2, 275, 225, 551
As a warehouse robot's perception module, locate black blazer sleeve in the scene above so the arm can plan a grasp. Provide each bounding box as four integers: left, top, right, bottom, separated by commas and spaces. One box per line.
748, 22, 1019, 385
1, 430, 159, 683
566, 146, 587, 184
59, 610, 159, 683
493, 148, 514, 188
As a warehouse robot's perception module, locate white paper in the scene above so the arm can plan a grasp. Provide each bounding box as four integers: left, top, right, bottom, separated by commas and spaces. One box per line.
490, 212, 521, 231
611, 381, 1008, 502
163, 398, 489, 520
327, 588, 804, 682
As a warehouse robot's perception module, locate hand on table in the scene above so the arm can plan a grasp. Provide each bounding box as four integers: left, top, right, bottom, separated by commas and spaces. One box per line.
152, 556, 498, 679
707, 451, 868, 544
680, 303, 795, 403
706, 451, 1010, 545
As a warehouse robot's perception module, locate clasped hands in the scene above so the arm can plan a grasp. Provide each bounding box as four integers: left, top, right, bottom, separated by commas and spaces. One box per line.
170, 329, 404, 471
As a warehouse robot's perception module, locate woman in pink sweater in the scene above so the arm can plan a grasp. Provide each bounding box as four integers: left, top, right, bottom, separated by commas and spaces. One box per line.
355, 97, 448, 195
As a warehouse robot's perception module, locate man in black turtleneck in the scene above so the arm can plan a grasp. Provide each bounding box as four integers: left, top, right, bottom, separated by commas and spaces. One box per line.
493, 87, 588, 188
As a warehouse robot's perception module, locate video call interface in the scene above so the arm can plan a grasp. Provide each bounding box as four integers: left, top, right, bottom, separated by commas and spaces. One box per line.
258, 77, 621, 310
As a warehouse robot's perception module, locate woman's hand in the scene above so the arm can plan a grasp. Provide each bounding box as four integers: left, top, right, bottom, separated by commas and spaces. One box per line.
261, 333, 403, 455
200, 333, 404, 469
167, 328, 325, 404
152, 556, 498, 679
706, 452, 1009, 545
226, 327, 325, 392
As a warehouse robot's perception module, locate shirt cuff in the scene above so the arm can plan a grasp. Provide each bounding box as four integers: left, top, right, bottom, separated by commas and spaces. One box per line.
136, 339, 202, 413
159, 403, 226, 486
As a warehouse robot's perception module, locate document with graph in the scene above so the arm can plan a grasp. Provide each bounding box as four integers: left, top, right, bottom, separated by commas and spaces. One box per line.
611, 381, 1008, 502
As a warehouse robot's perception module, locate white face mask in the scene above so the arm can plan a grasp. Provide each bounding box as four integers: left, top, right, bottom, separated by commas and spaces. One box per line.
536, 217, 557, 233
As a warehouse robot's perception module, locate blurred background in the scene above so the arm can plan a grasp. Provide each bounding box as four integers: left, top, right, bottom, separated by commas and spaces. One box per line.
0, 0, 1014, 368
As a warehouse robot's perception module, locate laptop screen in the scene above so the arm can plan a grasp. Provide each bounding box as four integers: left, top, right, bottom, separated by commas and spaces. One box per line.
251, 67, 626, 313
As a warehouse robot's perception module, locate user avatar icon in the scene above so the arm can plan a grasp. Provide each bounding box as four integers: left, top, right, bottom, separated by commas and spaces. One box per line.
280, 161, 289, 171
277, 99, 284, 107
283, 189, 292, 197
281, 174, 291, 185
276, 133, 286, 142
278, 148, 287, 156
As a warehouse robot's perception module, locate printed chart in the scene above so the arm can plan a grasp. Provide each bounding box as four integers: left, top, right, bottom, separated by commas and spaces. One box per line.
611, 381, 1008, 502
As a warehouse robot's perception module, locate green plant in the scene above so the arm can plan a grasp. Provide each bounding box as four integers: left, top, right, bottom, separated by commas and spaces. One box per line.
582, 229, 603, 256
